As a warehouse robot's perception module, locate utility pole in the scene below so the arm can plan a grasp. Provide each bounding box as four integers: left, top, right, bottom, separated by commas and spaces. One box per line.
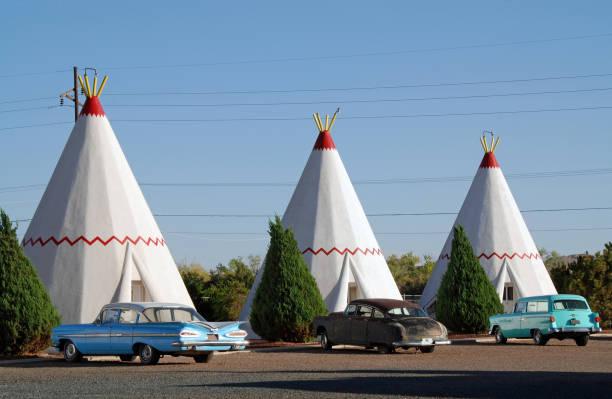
73, 66, 79, 121
59, 66, 83, 122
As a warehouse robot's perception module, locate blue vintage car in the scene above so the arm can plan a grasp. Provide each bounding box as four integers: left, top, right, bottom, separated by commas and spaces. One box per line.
489, 294, 602, 346
51, 302, 249, 365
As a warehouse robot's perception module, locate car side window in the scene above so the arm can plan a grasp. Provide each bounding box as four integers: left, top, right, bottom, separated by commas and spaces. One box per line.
514, 302, 527, 313
357, 306, 372, 318
373, 309, 385, 318
526, 301, 548, 313
119, 309, 138, 324
345, 304, 357, 315
101, 309, 120, 324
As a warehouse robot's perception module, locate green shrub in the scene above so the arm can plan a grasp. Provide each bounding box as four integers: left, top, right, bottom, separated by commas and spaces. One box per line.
551, 242, 612, 328
250, 216, 327, 341
436, 224, 503, 333
0, 209, 60, 355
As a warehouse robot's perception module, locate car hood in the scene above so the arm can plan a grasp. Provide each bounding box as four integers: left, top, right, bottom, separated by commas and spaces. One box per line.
395, 317, 445, 337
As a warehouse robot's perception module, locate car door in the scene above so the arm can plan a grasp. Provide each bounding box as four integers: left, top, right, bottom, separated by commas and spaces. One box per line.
521, 300, 549, 335
332, 304, 356, 343
86, 308, 117, 354
110, 308, 138, 354
506, 301, 526, 338
350, 305, 372, 345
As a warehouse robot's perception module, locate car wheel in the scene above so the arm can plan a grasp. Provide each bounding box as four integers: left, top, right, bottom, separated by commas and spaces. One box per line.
194, 352, 215, 363
419, 346, 435, 353
63, 341, 83, 362
533, 329, 548, 346
139, 344, 160, 365
320, 331, 333, 350
494, 327, 507, 344
377, 344, 393, 354
119, 355, 136, 362
575, 335, 589, 346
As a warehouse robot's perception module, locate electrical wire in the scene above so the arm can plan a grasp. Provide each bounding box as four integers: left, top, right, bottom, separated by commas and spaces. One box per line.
100, 87, 612, 108
2, 167, 611, 194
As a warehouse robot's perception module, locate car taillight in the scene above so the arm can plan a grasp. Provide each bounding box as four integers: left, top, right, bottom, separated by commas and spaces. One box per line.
595, 316, 601, 323
180, 331, 201, 337
549, 316, 555, 323
226, 330, 247, 338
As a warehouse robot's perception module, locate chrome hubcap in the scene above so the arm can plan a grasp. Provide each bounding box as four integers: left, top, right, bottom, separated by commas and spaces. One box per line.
142, 346, 151, 360
66, 344, 75, 357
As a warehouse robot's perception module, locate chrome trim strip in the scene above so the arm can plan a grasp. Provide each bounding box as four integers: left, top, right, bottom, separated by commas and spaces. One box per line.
57, 332, 178, 338
550, 327, 602, 333
171, 340, 249, 347
392, 339, 451, 347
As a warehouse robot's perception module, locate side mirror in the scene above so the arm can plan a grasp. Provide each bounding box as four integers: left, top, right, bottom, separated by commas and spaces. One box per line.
94, 318, 101, 325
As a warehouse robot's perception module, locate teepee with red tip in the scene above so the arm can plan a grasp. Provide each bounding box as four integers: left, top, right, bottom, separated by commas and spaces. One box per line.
419, 136, 557, 314
240, 111, 401, 323
23, 75, 193, 323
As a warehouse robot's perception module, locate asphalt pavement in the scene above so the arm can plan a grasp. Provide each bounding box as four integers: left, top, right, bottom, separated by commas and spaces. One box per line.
1, 336, 611, 398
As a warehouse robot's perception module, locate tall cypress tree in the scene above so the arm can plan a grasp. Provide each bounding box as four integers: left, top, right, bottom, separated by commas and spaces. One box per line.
0, 209, 61, 355
250, 216, 327, 341
436, 224, 503, 333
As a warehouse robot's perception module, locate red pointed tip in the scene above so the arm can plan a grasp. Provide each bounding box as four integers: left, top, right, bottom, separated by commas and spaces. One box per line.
313, 130, 336, 151
80, 96, 105, 117
479, 152, 500, 168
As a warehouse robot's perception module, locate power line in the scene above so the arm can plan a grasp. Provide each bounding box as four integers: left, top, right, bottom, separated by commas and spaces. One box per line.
0, 105, 62, 114
0, 121, 72, 132
152, 207, 612, 218
96, 32, 612, 71
101, 87, 612, 109
104, 72, 612, 97
104, 105, 612, 123
2, 32, 611, 80
2, 167, 611, 194
2, 71, 612, 106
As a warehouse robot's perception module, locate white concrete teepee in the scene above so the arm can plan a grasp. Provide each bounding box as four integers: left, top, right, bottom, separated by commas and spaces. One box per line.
240, 112, 401, 326
419, 136, 557, 314
22, 75, 193, 324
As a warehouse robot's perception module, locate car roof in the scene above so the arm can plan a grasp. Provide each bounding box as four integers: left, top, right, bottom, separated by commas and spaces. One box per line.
102, 302, 194, 312
349, 298, 418, 311
516, 294, 586, 302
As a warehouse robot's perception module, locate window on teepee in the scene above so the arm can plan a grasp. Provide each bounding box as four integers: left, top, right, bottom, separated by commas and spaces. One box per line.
503, 284, 514, 301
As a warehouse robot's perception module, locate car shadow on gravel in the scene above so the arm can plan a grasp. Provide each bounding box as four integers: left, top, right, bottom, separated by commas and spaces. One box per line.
178, 369, 611, 398
0, 358, 192, 368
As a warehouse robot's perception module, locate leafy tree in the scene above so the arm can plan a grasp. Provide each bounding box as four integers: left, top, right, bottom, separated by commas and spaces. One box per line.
179, 256, 260, 321
550, 242, 612, 328
539, 248, 566, 271
0, 209, 61, 355
387, 252, 434, 295
436, 224, 503, 333
178, 263, 211, 318
250, 216, 327, 341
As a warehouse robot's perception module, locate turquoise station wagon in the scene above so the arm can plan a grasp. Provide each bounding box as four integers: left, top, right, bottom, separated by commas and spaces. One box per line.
51, 302, 249, 365
489, 294, 602, 346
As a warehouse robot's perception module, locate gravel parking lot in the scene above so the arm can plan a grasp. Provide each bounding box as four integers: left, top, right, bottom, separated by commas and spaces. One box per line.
1, 337, 611, 398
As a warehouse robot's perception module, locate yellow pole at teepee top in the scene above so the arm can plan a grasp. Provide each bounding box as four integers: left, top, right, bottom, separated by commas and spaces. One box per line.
313, 114, 322, 131
328, 112, 338, 131
84, 75, 92, 98
324, 115, 329, 130
480, 136, 488, 152
490, 137, 495, 153
97, 76, 109, 96
492, 137, 500, 152
92, 76, 98, 97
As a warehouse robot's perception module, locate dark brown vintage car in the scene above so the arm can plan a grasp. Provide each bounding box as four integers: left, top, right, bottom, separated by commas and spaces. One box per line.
312, 298, 450, 353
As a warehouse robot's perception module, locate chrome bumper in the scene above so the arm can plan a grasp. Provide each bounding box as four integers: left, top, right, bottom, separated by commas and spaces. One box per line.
550, 327, 602, 334
171, 340, 249, 348
393, 339, 451, 347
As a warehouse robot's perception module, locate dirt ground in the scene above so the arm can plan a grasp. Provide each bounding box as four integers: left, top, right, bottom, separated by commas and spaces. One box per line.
1, 336, 611, 398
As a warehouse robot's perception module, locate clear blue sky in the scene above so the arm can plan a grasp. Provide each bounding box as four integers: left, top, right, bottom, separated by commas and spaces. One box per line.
1, 1, 611, 269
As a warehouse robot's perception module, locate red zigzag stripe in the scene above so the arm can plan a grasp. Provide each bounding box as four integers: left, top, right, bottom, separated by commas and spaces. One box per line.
438, 252, 540, 260
302, 247, 382, 256
22, 235, 166, 247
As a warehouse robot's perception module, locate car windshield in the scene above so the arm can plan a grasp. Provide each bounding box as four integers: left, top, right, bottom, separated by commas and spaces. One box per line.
553, 300, 588, 310
387, 307, 427, 317
141, 307, 206, 322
